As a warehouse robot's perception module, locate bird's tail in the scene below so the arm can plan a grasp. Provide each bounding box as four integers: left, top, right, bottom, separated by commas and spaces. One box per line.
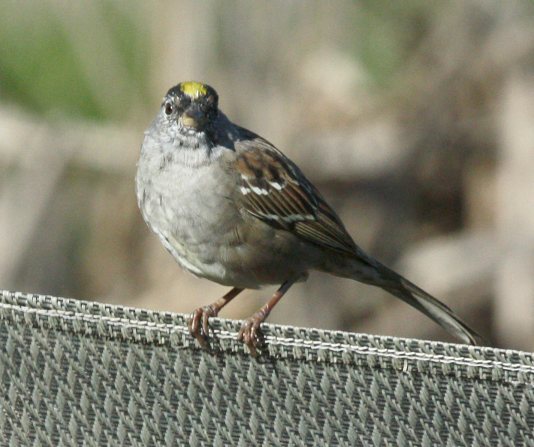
367, 262, 482, 345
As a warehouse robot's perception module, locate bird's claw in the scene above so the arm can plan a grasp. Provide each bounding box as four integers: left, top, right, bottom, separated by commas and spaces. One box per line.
188, 304, 218, 348
238, 312, 267, 357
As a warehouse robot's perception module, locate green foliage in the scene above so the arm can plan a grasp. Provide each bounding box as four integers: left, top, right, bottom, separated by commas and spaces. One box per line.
353, 0, 444, 86
0, 1, 149, 121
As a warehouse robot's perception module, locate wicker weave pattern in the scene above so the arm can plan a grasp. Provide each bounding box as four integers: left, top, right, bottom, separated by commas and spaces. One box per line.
0, 290, 533, 446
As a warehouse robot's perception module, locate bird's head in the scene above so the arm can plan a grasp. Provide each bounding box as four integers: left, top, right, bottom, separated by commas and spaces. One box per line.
161, 81, 219, 135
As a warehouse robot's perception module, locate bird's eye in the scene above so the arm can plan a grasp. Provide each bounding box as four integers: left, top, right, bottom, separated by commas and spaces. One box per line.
164, 102, 174, 115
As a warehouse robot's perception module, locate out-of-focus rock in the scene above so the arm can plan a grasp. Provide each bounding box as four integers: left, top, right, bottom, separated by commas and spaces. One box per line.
299, 119, 406, 182
495, 71, 534, 351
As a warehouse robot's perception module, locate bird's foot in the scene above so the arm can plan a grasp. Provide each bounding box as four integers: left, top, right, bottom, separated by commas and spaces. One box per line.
188, 304, 219, 348
238, 310, 268, 357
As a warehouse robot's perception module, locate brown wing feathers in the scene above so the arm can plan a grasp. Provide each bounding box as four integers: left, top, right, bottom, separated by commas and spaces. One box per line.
235, 138, 357, 256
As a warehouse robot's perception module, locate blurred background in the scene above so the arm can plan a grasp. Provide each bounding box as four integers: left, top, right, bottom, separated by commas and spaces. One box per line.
1, 0, 533, 350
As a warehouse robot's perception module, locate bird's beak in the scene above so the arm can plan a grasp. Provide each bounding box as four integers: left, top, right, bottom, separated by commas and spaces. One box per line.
181, 106, 204, 129
181, 113, 198, 129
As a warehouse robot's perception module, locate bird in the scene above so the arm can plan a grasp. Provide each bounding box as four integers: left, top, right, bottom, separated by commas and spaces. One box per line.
136, 81, 481, 355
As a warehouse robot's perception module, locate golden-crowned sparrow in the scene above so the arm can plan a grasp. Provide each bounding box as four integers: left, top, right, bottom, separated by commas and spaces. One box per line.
136, 81, 480, 354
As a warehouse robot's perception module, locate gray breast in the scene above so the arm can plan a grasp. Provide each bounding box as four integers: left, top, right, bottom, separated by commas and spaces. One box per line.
136, 138, 240, 279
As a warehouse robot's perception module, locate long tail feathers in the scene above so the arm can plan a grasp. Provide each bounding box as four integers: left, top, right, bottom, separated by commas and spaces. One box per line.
373, 263, 482, 345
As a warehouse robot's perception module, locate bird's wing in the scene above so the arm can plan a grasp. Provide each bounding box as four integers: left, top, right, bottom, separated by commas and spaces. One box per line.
233, 134, 358, 256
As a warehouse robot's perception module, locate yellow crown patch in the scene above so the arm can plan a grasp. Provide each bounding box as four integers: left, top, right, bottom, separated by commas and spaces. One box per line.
180, 81, 208, 98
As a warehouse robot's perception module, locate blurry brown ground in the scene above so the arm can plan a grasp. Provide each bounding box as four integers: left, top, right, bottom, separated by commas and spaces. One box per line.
1, 1, 533, 350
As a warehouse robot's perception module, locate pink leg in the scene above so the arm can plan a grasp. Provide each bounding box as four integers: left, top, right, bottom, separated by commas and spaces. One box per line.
189, 287, 244, 347
238, 280, 295, 356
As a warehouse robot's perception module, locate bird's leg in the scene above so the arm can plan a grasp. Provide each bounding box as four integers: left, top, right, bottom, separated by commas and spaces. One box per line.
189, 287, 244, 347
238, 280, 295, 356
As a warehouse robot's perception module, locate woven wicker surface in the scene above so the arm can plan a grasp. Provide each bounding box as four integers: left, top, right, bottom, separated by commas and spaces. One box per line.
0, 290, 533, 446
